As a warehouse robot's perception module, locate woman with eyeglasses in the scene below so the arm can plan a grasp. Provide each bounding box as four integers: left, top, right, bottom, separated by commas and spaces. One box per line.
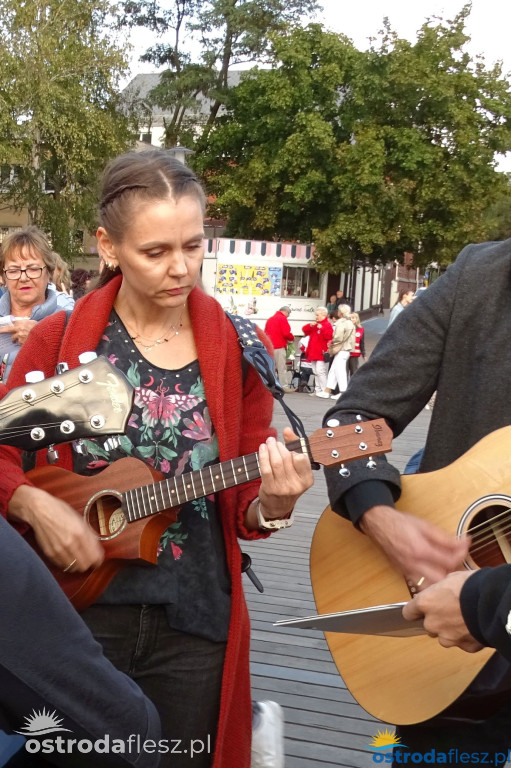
0, 226, 71, 381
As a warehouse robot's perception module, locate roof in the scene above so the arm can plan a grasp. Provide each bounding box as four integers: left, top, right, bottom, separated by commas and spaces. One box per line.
123, 70, 247, 128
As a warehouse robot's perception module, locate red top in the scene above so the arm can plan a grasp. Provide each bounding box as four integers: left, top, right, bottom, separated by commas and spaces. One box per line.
264, 310, 293, 350
0, 275, 276, 768
302, 318, 333, 360
351, 327, 365, 357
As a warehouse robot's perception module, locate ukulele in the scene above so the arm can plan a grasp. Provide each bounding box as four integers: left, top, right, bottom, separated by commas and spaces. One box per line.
26, 419, 392, 611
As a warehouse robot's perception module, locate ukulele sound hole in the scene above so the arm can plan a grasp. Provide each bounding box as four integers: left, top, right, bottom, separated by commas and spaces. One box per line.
85, 492, 127, 541
464, 497, 511, 569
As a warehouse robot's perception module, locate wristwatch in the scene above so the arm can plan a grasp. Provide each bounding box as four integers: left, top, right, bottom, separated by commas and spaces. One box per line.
254, 497, 294, 530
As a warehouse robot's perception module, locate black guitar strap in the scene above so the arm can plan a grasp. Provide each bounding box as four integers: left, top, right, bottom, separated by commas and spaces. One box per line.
226, 312, 314, 462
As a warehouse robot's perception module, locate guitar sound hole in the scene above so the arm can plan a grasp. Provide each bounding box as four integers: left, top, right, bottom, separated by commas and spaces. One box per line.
467, 503, 511, 568
86, 493, 127, 541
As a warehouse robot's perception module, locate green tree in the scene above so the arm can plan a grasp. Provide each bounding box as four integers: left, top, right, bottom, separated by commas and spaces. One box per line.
124, 0, 318, 148
0, 0, 135, 261
196, 10, 511, 271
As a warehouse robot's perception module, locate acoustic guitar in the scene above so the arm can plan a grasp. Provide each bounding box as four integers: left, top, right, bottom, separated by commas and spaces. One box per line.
309, 425, 511, 726
26, 419, 392, 611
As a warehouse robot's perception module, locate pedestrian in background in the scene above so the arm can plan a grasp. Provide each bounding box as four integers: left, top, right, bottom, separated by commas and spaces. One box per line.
326, 294, 337, 314
264, 305, 295, 392
348, 312, 365, 377
388, 288, 414, 326
70, 267, 89, 299
0, 226, 65, 382
318, 305, 355, 399
302, 307, 333, 396
50, 252, 75, 310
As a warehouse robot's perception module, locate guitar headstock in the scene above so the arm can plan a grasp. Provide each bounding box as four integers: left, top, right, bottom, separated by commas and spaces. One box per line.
0, 356, 134, 451
308, 419, 392, 466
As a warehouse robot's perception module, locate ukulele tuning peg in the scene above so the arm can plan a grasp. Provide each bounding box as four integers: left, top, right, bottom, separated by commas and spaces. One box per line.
366, 457, 377, 470
47, 444, 59, 464
339, 464, 351, 478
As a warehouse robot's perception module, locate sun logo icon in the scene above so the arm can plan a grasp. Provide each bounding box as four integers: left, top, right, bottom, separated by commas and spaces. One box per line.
15, 708, 72, 736
368, 728, 406, 751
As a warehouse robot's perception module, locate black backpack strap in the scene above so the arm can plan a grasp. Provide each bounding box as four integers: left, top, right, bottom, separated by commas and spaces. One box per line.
226, 312, 313, 455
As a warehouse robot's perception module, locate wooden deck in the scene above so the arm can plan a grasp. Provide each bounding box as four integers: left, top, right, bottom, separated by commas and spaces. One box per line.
244, 385, 431, 767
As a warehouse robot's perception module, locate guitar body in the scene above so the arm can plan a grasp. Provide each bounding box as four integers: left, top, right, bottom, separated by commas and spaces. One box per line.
26, 458, 178, 611
309, 426, 511, 725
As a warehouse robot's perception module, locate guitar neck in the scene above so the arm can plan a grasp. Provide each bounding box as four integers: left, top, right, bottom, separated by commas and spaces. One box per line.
122, 437, 310, 523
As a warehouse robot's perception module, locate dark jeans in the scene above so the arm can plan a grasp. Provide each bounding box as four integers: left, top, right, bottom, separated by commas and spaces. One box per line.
81, 604, 226, 768
348, 356, 360, 377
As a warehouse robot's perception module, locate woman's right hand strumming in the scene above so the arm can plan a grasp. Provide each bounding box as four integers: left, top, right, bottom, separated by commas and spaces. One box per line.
8, 485, 104, 572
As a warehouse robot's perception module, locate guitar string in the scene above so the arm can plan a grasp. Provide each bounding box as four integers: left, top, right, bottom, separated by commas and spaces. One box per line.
466, 518, 511, 555
0, 379, 86, 416
465, 505, 511, 534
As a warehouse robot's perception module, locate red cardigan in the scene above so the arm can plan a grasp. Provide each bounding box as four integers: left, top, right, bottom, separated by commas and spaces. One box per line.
0, 275, 276, 768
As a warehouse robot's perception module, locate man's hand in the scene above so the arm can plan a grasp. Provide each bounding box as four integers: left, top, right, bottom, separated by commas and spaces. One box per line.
360, 505, 469, 590
402, 571, 484, 653
0, 319, 37, 346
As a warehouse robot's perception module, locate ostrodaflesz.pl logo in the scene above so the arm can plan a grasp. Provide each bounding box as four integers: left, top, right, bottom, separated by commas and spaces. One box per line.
16, 708, 212, 758
366, 728, 510, 766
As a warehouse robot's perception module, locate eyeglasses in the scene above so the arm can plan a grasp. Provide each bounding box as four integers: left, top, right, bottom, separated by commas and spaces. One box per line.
3, 266, 47, 280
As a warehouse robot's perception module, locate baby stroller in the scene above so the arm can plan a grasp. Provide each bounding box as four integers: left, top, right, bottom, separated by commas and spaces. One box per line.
290, 352, 314, 393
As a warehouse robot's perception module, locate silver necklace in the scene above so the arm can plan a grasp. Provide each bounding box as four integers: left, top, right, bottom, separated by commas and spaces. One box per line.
125, 306, 186, 353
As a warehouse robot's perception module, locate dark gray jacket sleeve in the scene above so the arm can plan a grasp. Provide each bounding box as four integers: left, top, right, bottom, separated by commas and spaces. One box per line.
323, 245, 467, 525
0, 516, 161, 767
461, 566, 511, 661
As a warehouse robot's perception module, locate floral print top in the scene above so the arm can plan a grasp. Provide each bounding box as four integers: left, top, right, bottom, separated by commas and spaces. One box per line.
72, 310, 231, 642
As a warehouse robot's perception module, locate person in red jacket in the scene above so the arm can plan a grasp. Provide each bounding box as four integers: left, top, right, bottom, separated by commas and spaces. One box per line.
348, 311, 366, 377
264, 306, 294, 391
0, 149, 313, 768
301, 307, 333, 396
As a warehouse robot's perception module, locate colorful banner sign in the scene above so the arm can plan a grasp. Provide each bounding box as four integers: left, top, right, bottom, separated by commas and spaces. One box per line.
216, 264, 282, 296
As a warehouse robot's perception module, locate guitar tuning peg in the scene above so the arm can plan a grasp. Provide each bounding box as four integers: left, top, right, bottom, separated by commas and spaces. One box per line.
339, 464, 351, 478
78, 351, 98, 365
366, 457, 377, 470
55, 362, 69, 375
25, 370, 45, 383
47, 444, 59, 464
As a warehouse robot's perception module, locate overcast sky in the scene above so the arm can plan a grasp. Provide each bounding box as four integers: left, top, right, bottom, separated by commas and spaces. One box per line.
320, 0, 511, 75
